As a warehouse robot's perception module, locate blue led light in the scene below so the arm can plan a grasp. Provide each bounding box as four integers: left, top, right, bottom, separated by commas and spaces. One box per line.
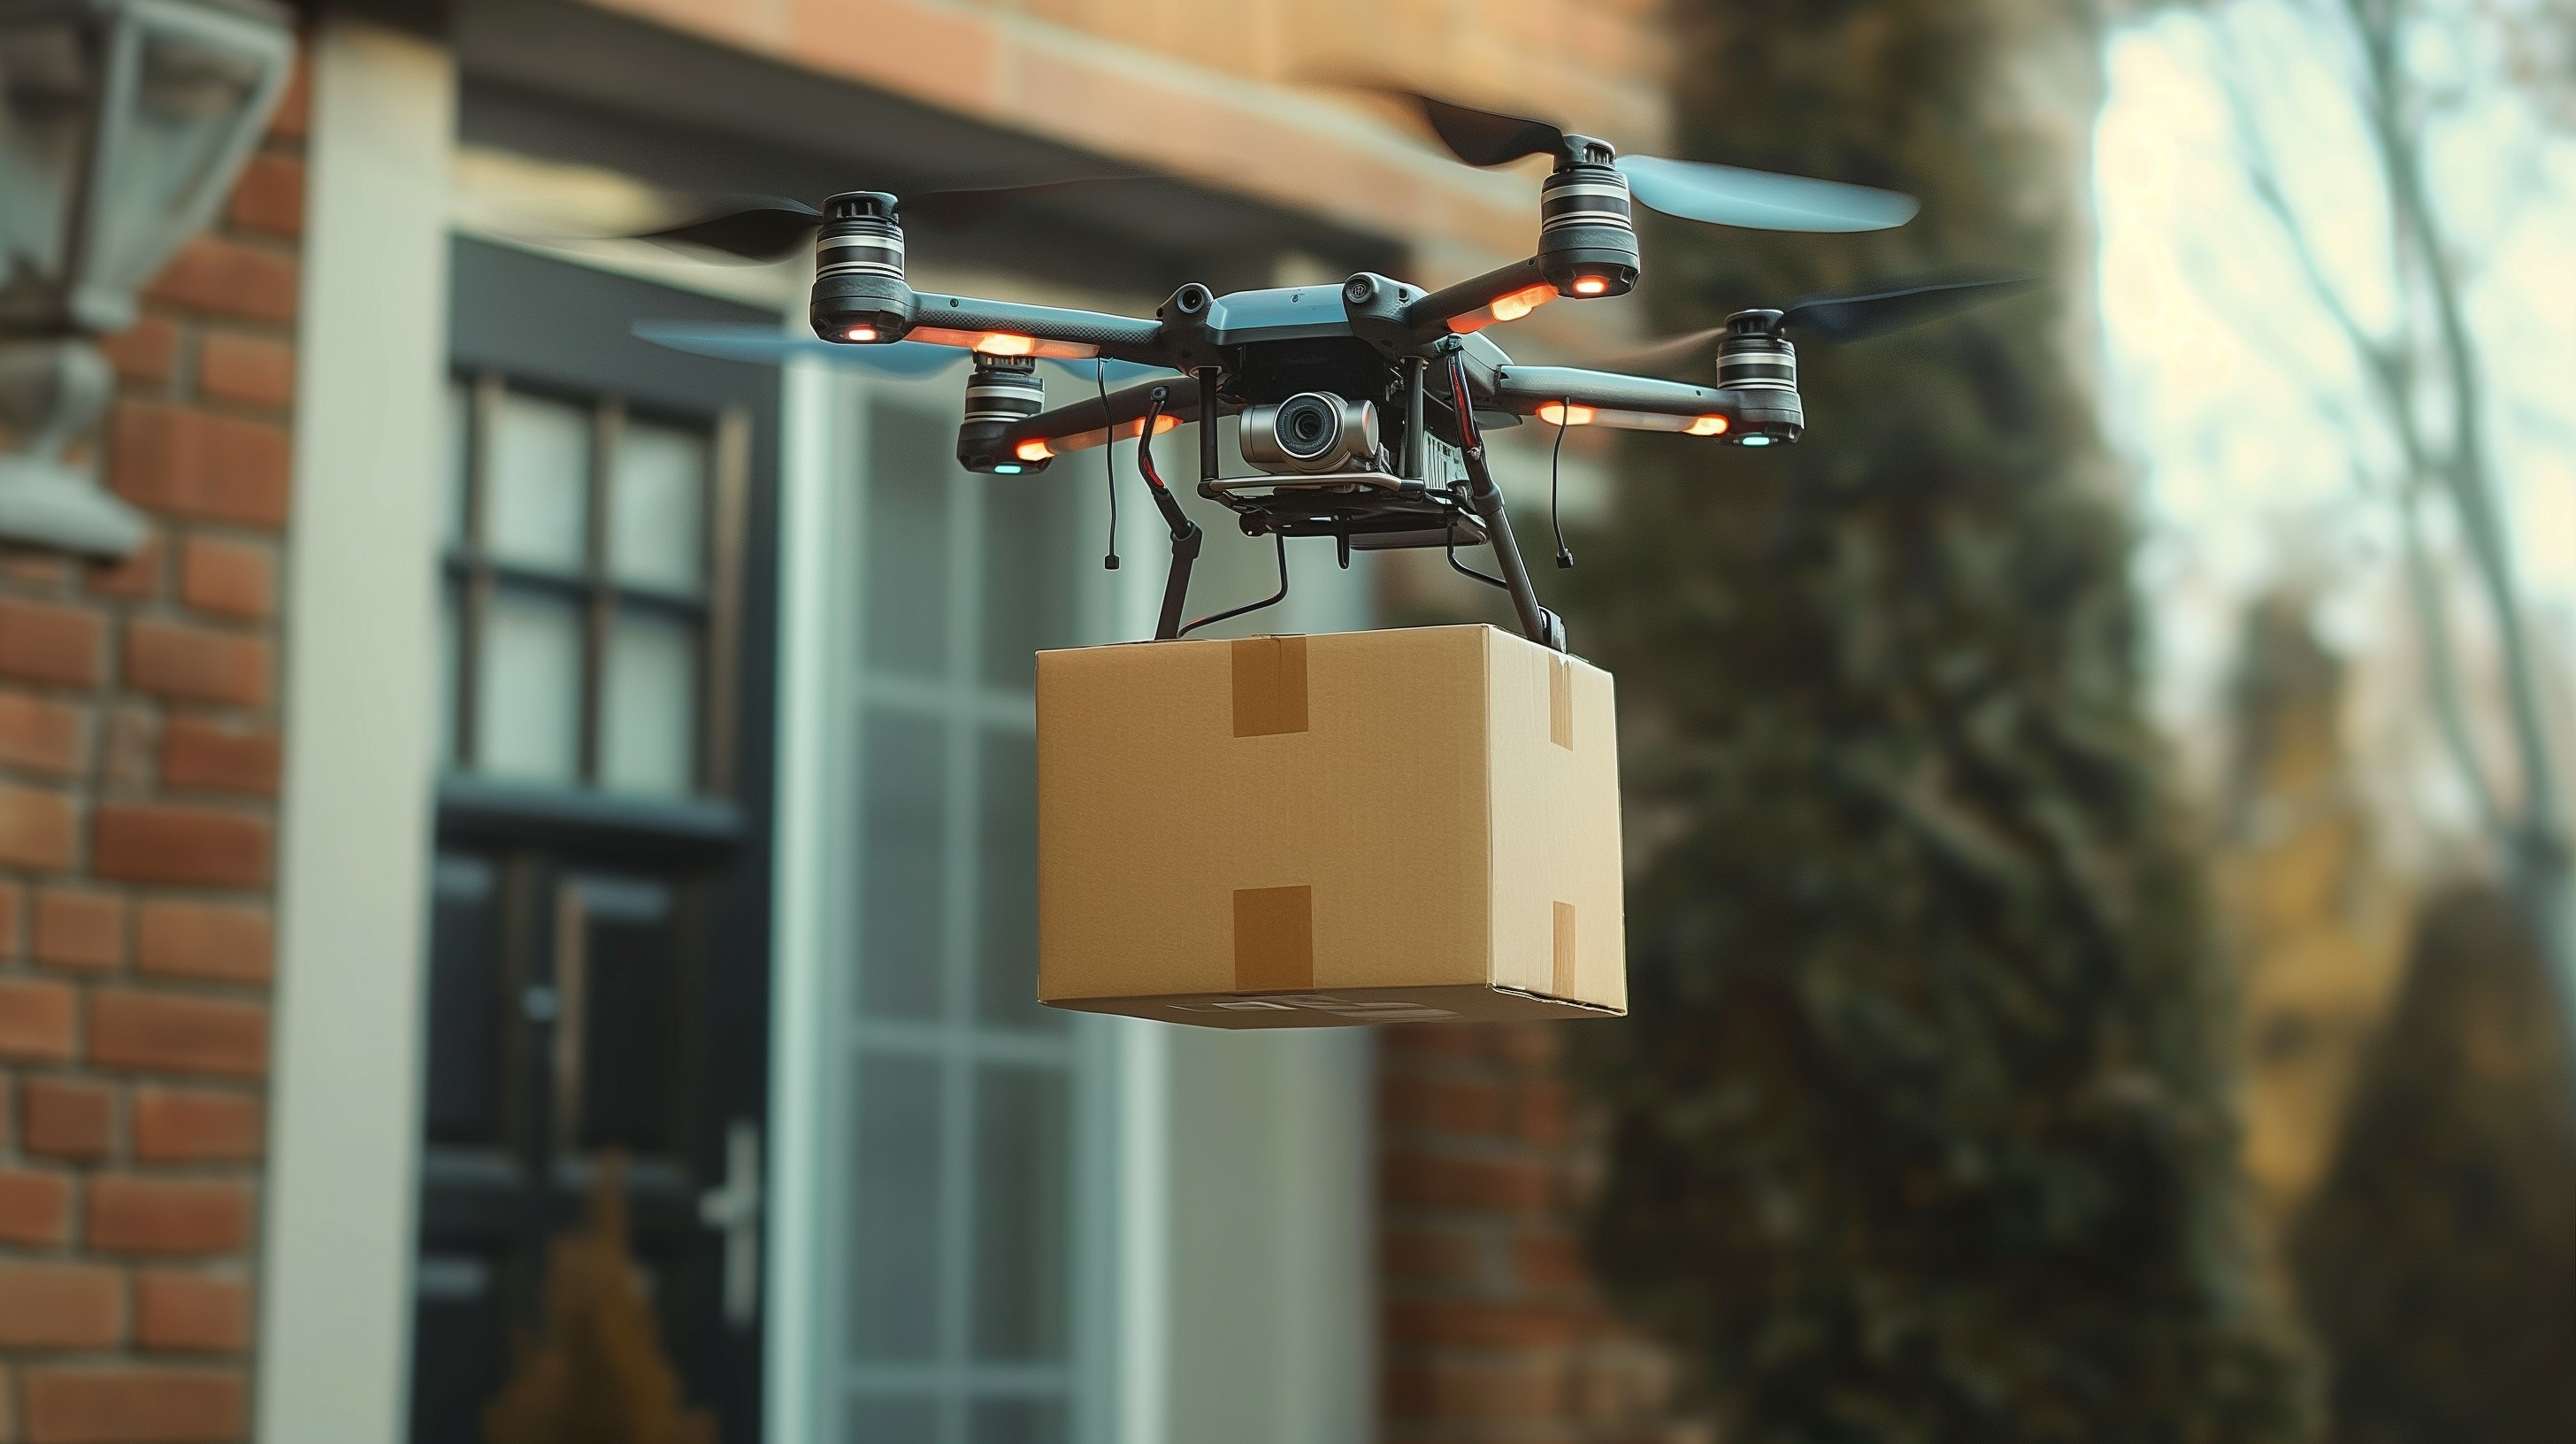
1740, 436, 1773, 448
993, 464, 1024, 474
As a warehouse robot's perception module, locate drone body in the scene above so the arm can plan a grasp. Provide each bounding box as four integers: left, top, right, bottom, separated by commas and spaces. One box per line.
638, 95, 2030, 650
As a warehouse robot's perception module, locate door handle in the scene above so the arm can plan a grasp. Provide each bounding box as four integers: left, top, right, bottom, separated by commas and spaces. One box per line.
698, 1118, 762, 1329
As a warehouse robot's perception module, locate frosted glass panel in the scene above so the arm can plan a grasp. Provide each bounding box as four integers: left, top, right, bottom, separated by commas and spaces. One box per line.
970, 1400, 1066, 1444
599, 614, 696, 795
864, 402, 952, 678
610, 421, 708, 595
861, 711, 946, 1020
848, 1054, 942, 1362
487, 393, 590, 570
475, 590, 581, 783
972, 1065, 1070, 1362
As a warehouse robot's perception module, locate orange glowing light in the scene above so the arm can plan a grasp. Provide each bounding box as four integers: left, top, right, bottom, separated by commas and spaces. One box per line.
1015, 439, 1055, 461
1537, 403, 1598, 426
1570, 276, 1609, 296
845, 325, 878, 342
1686, 415, 1730, 436
1489, 283, 1558, 324
974, 333, 1038, 356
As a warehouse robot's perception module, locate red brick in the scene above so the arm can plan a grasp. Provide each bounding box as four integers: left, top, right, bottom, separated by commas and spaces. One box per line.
90, 805, 272, 889
84, 1176, 254, 1256
1, 1363, 14, 1444
143, 237, 298, 325
98, 316, 180, 386
21, 1367, 245, 1444
100, 708, 154, 792
266, 60, 309, 141
0, 881, 19, 955
131, 1089, 262, 1165
196, 334, 295, 411
225, 154, 305, 239
0, 599, 104, 687
1383, 1225, 1489, 1284
0, 693, 86, 778
0, 977, 76, 1062
157, 718, 280, 798
1512, 1228, 1594, 1294
33, 890, 124, 972
19, 1077, 114, 1160
134, 1272, 249, 1354
175, 537, 275, 620
83, 530, 164, 602
1382, 1075, 1510, 1138
1384, 1299, 1584, 1348
1385, 1358, 1566, 1421
120, 620, 270, 708
1383, 1152, 1558, 1214
0, 783, 76, 872
0, 1264, 123, 1350
0, 1167, 72, 1246
86, 990, 268, 1079
134, 904, 270, 986
107, 403, 291, 529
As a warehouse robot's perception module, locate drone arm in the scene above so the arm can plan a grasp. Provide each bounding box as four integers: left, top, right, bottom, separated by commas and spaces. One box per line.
1403, 257, 1555, 336
1484, 365, 1744, 434
893, 291, 1166, 364
972, 376, 1210, 467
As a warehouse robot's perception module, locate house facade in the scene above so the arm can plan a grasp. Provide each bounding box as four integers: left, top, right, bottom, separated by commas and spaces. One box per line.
0, 2, 1686, 1440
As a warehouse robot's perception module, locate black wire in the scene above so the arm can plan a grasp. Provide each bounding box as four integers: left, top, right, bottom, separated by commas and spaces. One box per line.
1137, 390, 1168, 494
1098, 359, 1119, 570
1445, 523, 1510, 592
1551, 396, 1575, 569
1177, 532, 1291, 637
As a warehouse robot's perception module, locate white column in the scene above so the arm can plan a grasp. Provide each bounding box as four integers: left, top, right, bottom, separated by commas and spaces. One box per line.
256, 19, 454, 1444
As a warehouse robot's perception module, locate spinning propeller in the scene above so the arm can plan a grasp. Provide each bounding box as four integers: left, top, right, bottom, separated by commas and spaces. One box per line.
627, 175, 1153, 262
1384, 89, 1918, 234
635, 319, 1169, 384
1596, 273, 2039, 374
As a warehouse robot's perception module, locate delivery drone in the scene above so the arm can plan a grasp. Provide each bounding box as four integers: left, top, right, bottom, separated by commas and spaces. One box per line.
636, 93, 2028, 651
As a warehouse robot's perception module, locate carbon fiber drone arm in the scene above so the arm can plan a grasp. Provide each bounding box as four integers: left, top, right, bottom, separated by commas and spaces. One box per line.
963, 376, 1210, 468
899, 291, 1167, 364
1483, 364, 1761, 435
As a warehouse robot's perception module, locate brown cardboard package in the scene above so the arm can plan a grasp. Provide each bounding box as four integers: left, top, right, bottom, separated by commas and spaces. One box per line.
1036, 625, 1626, 1028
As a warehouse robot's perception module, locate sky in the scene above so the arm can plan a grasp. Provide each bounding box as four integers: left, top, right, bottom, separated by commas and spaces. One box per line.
2094, 0, 2576, 853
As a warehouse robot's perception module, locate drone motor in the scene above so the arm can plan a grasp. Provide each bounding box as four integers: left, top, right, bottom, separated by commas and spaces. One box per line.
1537, 139, 1639, 301
1239, 392, 1384, 475
958, 355, 1048, 473
1715, 311, 1806, 447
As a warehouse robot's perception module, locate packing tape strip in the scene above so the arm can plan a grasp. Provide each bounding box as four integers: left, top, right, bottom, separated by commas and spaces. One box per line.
1553, 901, 1577, 997
1234, 885, 1315, 992
1232, 635, 1309, 737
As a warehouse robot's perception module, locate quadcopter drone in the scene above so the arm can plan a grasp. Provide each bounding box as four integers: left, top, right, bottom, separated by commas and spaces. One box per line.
636, 94, 2028, 651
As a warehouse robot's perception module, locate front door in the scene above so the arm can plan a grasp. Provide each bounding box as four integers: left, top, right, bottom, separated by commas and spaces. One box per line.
409, 239, 782, 1444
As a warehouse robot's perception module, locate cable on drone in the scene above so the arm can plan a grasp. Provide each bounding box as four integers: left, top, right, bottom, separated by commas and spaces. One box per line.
1445, 523, 1510, 592
1551, 395, 1574, 569
1099, 359, 1119, 570
1178, 532, 1292, 637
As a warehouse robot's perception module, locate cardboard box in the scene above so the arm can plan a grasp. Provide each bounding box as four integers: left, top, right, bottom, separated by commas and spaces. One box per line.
1036, 625, 1626, 1028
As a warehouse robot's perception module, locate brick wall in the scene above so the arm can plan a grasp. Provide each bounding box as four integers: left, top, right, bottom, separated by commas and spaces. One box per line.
1381, 1024, 1703, 1443
0, 57, 307, 1444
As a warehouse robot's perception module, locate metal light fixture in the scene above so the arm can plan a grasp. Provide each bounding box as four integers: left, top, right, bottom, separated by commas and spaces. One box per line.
0, 0, 294, 557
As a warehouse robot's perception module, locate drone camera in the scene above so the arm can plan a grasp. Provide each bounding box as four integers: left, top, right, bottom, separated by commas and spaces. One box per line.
1239, 392, 1384, 475
1537, 144, 1639, 301
957, 354, 1049, 473
810, 190, 912, 345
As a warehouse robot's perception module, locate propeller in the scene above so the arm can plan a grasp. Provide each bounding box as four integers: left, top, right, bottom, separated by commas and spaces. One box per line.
622, 175, 1158, 263
1592, 273, 2039, 373
1378, 89, 1917, 234
634, 320, 1168, 383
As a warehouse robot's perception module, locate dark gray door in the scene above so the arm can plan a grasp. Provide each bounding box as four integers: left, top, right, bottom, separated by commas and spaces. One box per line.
410, 239, 781, 1444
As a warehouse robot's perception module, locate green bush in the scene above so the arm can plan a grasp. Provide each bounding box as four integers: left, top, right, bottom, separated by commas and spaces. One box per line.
1566, 2, 2316, 1439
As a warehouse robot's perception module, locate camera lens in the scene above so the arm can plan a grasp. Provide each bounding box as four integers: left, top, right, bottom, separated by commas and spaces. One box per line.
1276, 394, 1338, 458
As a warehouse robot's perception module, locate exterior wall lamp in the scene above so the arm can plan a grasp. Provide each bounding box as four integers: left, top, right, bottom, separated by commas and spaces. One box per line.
0, 0, 295, 557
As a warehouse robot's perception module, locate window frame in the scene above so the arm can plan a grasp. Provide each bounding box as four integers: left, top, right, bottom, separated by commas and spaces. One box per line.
443, 370, 752, 800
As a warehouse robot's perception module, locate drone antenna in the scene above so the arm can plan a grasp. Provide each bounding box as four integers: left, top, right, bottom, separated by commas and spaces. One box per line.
1551, 396, 1575, 569
1098, 359, 1119, 570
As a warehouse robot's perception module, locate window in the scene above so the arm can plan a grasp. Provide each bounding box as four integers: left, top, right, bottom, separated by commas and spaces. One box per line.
830, 388, 1099, 1444
441, 374, 748, 797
